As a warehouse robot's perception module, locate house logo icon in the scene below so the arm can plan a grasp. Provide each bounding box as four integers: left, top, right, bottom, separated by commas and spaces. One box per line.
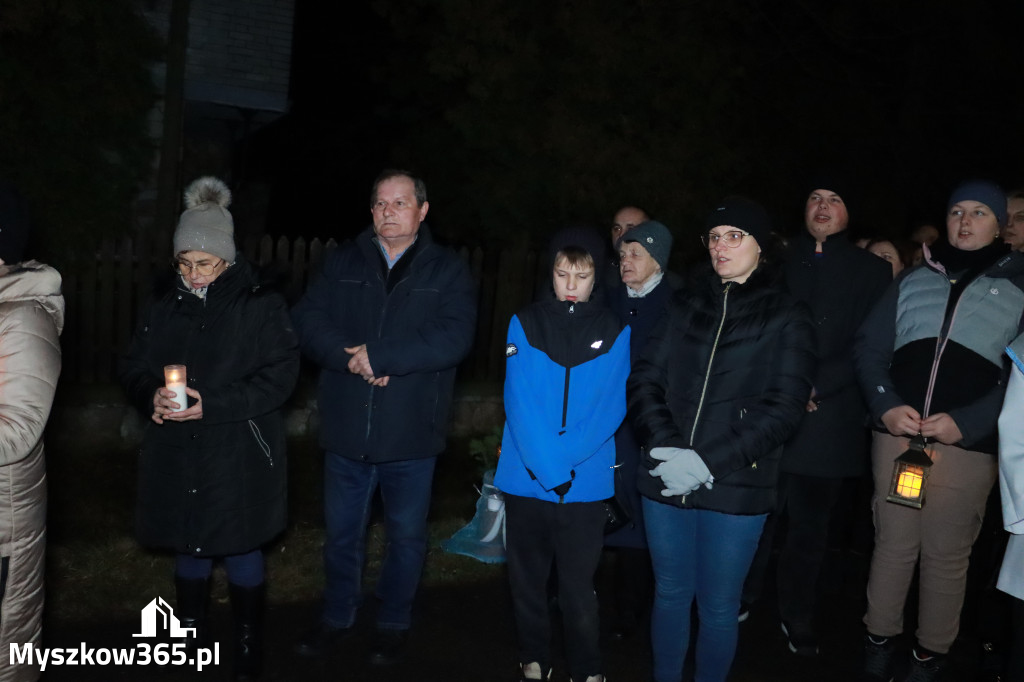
132, 597, 196, 638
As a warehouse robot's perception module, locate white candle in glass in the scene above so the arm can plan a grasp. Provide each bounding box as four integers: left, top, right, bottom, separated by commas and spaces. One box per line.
163, 364, 187, 413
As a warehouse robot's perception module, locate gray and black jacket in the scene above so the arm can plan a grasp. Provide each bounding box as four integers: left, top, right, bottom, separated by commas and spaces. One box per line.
855, 243, 1024, 454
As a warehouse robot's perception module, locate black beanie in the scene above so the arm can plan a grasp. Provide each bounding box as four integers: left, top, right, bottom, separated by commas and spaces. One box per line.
0, 181, 30, 264
805, 171, 857, 218
948, 180, 1007, 227
705, 196, 772, 246
547, 225, 607, 270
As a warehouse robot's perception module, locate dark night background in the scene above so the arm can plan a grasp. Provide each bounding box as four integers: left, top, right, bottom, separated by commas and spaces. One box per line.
257, 0, 1024, 263
2, 0, 1024, 262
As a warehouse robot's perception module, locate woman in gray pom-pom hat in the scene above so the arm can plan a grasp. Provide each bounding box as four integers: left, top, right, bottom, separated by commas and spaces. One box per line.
119, 177, 299, 680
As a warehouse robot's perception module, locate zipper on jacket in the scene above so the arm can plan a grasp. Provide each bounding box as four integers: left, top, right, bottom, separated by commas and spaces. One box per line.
557, 302, 577, 502
689, 282, 732, 446
248, 420, 274, 467
922, 279, 960, 419
561, 367, 571, 434
560, 303, 576, 434
362, 247, 428, 444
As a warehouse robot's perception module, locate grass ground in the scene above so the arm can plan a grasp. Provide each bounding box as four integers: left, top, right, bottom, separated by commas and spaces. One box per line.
44, 433, 502, 626
38, 397, 997, 681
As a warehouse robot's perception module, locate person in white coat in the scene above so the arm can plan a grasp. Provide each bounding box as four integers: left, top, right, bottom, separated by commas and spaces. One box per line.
996, 337, 1024, 681
0, 182, 63, 682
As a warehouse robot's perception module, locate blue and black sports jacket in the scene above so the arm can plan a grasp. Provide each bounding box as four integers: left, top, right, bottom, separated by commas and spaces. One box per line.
495, 298, 630, 503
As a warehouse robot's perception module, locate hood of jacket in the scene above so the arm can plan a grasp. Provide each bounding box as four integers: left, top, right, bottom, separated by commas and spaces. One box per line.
0, 260, 64, 334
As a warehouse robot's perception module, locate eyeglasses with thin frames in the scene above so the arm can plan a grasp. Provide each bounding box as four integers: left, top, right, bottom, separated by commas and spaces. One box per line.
173, 258, 224, 277
701, 231, 751, 249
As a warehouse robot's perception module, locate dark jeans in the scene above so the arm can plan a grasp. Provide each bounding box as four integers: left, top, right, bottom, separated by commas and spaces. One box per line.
321, 453, 436, 630
644, 499, 766, 682
505, 494, 606, 681
175, 549, 264, 587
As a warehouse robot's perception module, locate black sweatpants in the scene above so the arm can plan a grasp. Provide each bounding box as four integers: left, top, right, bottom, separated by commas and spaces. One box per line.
505, 494, 607, 681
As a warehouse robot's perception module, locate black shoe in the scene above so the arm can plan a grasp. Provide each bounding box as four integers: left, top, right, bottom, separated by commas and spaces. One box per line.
977, 641, 1005, 682
901, 649, 946, 682
292, 621, 354, 657
369, 628, 408, 665
863, 634, 897, 682
780, 619, 819, 657
230, 583, 264, 681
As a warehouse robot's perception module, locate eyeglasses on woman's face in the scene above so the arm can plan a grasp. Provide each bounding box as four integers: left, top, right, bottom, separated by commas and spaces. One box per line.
701, 230, 751, 249
173, 257, 224, 277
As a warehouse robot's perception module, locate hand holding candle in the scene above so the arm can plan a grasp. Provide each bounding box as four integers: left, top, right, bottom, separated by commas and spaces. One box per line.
164, 364, 187, 413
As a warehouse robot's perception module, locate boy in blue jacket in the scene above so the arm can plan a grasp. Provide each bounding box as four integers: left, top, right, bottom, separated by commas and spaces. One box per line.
495, 227, 631, 682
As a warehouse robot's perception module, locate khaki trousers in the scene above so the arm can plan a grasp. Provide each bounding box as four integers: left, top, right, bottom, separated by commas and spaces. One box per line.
864, 431, 997, 653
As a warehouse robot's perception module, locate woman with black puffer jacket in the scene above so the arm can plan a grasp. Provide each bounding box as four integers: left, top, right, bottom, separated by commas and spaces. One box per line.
629, 197, 815, 682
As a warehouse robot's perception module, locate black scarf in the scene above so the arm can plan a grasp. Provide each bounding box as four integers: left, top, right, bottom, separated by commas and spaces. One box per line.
928, 238, 1009, 278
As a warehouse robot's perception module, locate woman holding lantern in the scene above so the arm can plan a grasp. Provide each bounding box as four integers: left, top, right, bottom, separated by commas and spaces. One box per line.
119, 177, 299, 681
854, 180, 1024, 682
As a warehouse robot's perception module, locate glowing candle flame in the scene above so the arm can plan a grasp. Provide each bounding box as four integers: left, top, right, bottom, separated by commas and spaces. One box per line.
896, 467, 924, 499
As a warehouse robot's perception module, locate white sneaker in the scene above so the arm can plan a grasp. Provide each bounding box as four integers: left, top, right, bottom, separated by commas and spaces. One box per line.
520, 662, 551, 681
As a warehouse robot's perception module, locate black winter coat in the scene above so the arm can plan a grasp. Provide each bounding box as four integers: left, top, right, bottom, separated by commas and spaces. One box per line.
119, 258, 300, 556
629, 266, 816, 515
290, 225, 477, 462
780, 231, 891, 477
605, 278, 673, 548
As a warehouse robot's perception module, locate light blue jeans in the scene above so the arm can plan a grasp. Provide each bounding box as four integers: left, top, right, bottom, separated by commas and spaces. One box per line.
643, 498, 766, 682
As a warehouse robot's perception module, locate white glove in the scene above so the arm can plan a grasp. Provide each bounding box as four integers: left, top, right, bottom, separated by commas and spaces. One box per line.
649, 447, 713, 497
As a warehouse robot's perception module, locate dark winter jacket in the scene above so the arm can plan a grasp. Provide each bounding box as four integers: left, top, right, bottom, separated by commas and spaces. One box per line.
495, 298, 630, 503
604, 278, 673, 548
855, 243, 1024, 455
291, 225, 477, 462
629, 265, 816, 515
119, 257, 299, 556
780, 231, 891, 477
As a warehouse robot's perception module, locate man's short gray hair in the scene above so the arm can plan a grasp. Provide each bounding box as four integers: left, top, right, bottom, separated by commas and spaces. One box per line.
371, 169, 427, 207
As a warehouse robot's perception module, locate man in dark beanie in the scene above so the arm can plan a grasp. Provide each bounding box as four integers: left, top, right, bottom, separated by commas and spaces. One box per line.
0, 181, 64, 679
741, 175, 891, 657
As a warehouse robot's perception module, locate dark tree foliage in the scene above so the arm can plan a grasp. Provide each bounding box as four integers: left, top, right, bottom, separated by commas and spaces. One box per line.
0, 1, 160, 261
366, 0, 1024, 252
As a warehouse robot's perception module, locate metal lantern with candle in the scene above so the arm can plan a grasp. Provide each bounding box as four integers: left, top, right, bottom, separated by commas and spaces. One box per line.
885, 433, 933, 509
163, 364, 187, 413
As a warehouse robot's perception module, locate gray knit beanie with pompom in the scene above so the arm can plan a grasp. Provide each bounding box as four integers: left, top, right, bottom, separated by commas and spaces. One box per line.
173, 177, 236, 263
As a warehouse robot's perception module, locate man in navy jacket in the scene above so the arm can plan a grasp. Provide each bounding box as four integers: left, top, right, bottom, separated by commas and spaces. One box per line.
291, 170, 477, 663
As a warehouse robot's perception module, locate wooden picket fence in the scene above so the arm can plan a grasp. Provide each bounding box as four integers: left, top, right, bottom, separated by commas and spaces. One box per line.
58, 233, 544, 385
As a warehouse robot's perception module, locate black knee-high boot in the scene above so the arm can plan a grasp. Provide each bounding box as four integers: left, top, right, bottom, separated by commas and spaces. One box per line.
230, 583, 265, 681
175, 576, 210, 659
